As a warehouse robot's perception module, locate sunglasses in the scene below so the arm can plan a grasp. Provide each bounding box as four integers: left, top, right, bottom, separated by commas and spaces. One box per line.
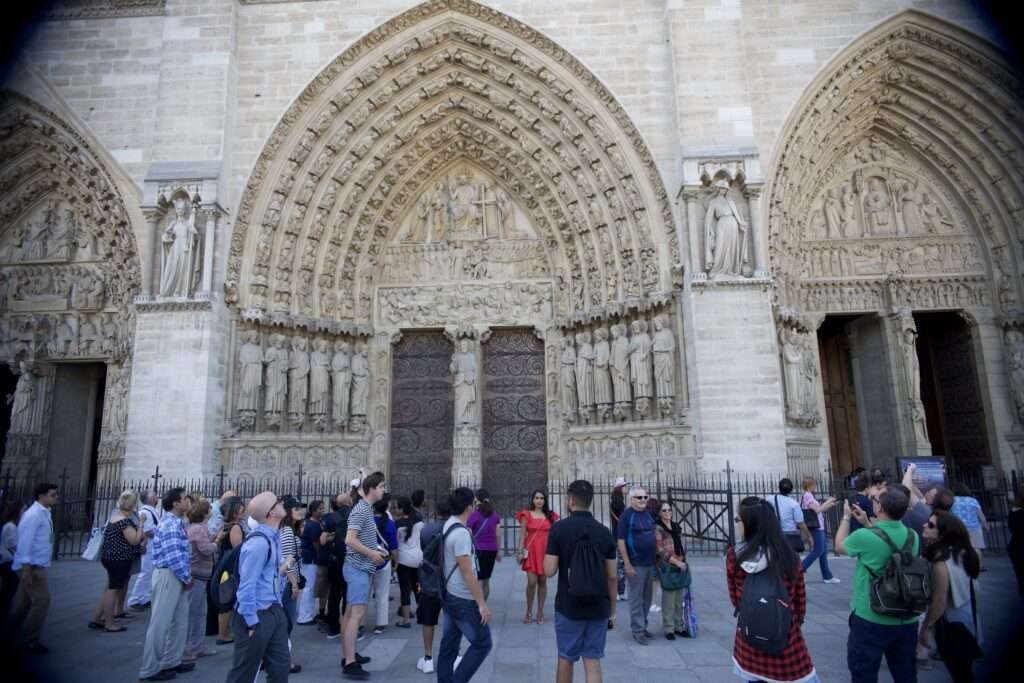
925, 521, 936, 529
734, 516, 742, 524
633, 495, 649, 500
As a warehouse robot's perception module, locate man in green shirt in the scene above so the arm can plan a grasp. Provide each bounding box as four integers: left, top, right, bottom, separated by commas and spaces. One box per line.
835, 486, 919, 683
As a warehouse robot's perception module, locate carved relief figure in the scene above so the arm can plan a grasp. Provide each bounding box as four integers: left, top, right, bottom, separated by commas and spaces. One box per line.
824, 188, 844, 239
862, 177, 893, 237
610, 323, 631, 418
919, 192, 954, 233
629, 319, 653, 416
350, 342, 370, 430
799, 336, 819, 419
288, 337, 310, 429
7, 360, 39, 435
309, 338, 331, 429
1005, 329, 1024, 422
575, 332, 595, 423
450, 338, 478, 427
652, 314, 676, 414
560, 336, 578, 422
159, 196, 200, 297
236, 330, 263, 429
450, 173, 482, 239
841, 183, 858, 237
263, 334, 288, 428
780, 327, 805, 422
331, 340, 353, 430
897, 181, 926, 235
592, 327, 613, 419
46, 200, 71, 260
704, 179, 749, 277
405, 194, 431, 243
430, 181, 449, 241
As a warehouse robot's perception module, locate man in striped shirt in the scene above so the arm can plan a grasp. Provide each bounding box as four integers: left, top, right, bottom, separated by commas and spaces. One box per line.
139, 487, 194, 681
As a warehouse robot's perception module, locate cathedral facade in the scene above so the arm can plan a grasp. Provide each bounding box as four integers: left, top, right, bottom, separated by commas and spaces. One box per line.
1, 0, 1022, 496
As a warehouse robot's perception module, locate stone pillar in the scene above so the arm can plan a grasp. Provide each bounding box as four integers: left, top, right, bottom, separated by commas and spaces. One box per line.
681, 188, 703, 277
201, 207, 218, 296
745, 185, 769, 278
140, 209, 161, 299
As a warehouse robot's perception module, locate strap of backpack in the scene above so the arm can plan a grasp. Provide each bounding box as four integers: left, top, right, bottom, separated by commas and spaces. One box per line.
969, 576, 978, 637
439, 523, 467, 595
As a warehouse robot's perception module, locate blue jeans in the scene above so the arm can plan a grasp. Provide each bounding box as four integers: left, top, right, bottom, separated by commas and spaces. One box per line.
801, 529, 834, 580
437, 595, 492, 683
280, 581, 297, 633
847, 613, 917, 683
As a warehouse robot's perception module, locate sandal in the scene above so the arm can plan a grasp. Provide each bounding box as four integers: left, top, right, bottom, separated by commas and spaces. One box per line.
522, 613, 533, 624
104, 625, 127, 633
536, 613, 545, 625
87, 621, 104, 630
114, 612, 134, 619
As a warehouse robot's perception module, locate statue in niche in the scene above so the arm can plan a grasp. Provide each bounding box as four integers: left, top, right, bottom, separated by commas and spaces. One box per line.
897, 181, 926, 235
404, 194, 431, 243
263, 333, 288, 428
450, 338, 478, 427
450, 173, 482, 239
1004, 329, 1024, 422
350, 342, 370, 431
309, 338, 331, 430
331, 339, 352, 430
236, 330, 262, 429
575, 331, 595, 423
841, 183, 859, 238
593, 327, 613, 420
629, 319, 653, 417
780, 327, 806, 422
704, 179, 749, 277
824, 188, 844, 239
862, 177, 893, 237
919, 192, 955, 233
288, 337, 310, 430
610, 323, 632, 419
560, 336, 578, 423
898, 314, 929, 443
7, 360, 39, 435
159, 195, 200, 297
652, 314, 676, 414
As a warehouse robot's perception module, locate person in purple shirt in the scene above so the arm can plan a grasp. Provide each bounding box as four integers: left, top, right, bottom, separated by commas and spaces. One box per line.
467, 489, 502, 600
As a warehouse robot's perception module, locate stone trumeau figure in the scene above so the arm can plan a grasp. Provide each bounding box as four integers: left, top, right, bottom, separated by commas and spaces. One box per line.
450, 337, 478, 427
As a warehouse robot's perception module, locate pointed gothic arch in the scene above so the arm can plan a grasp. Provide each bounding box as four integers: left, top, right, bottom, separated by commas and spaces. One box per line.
765, 10, 1023, 316
227, 0, 679, 326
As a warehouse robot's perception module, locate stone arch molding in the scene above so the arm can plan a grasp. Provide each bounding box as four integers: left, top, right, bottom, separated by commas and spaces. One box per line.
766, 10, 1024, 317
228, 0, 679, 327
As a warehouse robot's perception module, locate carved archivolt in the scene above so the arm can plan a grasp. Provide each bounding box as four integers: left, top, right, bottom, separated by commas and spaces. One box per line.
228, 0, 678, 324
765, 11, 1024, 315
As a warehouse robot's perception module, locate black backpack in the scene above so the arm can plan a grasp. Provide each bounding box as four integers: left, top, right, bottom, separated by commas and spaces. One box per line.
736, 570, 792, 656
418, 522, 466, 599
867, 527, 931, 619
326, 508, 349, 562
209, 533, 273, 612
567, 529, 607, 602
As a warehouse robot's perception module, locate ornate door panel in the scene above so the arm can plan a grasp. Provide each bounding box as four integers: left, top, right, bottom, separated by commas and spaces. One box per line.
481, 330, 547, 515
818, 327, 863, 476
389, 332, 454, 499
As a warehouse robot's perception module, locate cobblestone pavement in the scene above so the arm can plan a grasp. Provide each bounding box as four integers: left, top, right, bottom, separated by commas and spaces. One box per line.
9, 553, 1021, 682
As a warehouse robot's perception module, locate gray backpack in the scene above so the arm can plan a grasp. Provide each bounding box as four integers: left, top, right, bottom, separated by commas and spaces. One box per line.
866, 527, 931, 619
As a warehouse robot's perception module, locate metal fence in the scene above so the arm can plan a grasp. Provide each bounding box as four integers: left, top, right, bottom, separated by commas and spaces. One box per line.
0, 463, 1019, 560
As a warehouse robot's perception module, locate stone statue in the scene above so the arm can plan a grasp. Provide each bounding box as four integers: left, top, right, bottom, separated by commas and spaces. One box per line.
704, 179, 749, 277
898, 181, 926, 235
263, 333, 288, 428
841, 183, 858, 237
288, 336, 310, 429
610, 323, 631, 419
430, 181, 448, 240
628, 319, 653, 416
46, 200, 71, 259
7, 360, 40, 435
350, 342, 370, 430
575, 331, 595, 423
331, 339, 352, 430
652, 314, 676, 414
593, 327, 613, 419
236, 330, 262, 429
899, 314, 929, 444
405, 194, 431, 243
780, 327, 805, 422
309, 338, 331, 429
79, 314, 101, 356
919, 192, 954, 233
862, 177, 893, 237
560, 336, 578, 422
159, 195, 200, 297
799, 336, 819, 418
450, 338, 478, 427
1005, 329, 1024, 422
824, 188, 844, 239
450, 173, 482, 239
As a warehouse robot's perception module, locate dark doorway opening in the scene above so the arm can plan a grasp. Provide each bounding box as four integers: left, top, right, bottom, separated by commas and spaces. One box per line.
0, 363, 16, 472
47, 362, 106, 489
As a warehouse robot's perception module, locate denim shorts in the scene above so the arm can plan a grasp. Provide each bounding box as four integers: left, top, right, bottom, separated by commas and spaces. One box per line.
554, 612, 608, 662
342, 562, 372, 606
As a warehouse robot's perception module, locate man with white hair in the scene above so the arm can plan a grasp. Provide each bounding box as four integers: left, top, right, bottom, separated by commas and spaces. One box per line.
128, 489, 161, 610
616, 486, 657, 644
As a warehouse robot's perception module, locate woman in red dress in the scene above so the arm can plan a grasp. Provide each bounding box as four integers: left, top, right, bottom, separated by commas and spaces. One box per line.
726, 496, 819, 683
516, 489, 559, 624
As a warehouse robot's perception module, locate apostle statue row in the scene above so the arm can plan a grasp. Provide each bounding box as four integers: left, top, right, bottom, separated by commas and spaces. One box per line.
235, 331, 369, 432
561, 313, 676, 424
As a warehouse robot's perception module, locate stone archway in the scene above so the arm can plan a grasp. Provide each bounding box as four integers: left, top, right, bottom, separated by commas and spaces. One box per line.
220, 0, 691, 483
765, 11, 1024, 474
0, 91, 143, 484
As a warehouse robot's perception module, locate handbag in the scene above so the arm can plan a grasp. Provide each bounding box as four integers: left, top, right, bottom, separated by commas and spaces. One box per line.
934, 579, 982, 660
657, 563, 692, 591
81, 526, 104, 561
802, 508, 820, 530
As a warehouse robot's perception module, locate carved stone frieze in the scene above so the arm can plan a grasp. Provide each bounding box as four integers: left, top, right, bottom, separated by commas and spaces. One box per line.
219, 439, 370, 481
46, 1, 165, 20
798, 275, 990, 314
564, 427, 697, 483
376, 282, 553, 328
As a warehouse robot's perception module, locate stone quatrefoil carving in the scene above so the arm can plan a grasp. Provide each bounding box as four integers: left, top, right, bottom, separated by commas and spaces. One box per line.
228, 0, 679, 325
765, 13, 1024, 316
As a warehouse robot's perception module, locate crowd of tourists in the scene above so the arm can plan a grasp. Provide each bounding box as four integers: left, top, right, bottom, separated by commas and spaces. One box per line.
0, 465, 1021, 683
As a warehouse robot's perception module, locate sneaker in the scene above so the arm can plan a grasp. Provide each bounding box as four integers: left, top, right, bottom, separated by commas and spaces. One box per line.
326, 631, 341, 640
823, 577, 841, 584
356, 653, 371, 665
666, 632, 676, 641
373, 626, 386, 635
649, 604, 661, 613
341, 662, 369, 680
675, 629, 691, 638
139, 672, 176, 681
632, 633, 649, 646
616, 593, 626, 601
417, 657, 435, 674
195, 649, 217, 658
455, 655, 463, 669
643, 630, 654, 639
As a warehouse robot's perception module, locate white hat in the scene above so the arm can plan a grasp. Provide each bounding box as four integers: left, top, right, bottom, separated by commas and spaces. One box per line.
614, 477, 629, 488
350, 478, 361, 489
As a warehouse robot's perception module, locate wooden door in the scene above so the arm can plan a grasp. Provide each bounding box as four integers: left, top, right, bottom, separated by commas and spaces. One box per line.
818, 330, 863, 477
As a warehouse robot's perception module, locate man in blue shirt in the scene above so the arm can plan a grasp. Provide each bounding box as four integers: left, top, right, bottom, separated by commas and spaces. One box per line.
616, 487, 657, 644
226, 490, 291, 683
10, 482, 58, 655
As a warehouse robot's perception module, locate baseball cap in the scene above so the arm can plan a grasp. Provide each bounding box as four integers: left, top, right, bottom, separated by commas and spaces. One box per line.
614, 477, 629, 488
350, 478, 361, 489
282, 495, 305, 511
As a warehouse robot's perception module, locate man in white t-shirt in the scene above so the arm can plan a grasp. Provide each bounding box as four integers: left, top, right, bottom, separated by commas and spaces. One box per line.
128, 490, 161, 610
766, 478, 811, 553
437, 487, 492, 683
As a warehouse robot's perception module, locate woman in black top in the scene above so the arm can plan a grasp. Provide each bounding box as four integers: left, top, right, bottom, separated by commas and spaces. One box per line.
90, 490, 145, 632
217, 497, 247, 644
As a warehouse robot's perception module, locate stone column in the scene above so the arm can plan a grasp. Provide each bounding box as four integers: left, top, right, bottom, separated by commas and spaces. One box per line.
745, 185, 769, 277
682, 188, 704, 279
201, 207, 218, 296
140, 209, 162, 299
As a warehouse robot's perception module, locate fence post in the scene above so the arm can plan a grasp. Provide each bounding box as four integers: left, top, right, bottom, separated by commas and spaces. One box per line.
725, 460, 735, 549
152, 465, 163, 493
217, 464, 226, 498
295, 462, 305, 500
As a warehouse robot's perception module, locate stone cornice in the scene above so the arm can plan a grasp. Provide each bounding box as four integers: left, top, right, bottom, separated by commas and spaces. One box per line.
47, 1, 165, 20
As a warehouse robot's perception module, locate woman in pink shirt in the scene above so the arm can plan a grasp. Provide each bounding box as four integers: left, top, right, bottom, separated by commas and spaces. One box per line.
800, 477, 839, 583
